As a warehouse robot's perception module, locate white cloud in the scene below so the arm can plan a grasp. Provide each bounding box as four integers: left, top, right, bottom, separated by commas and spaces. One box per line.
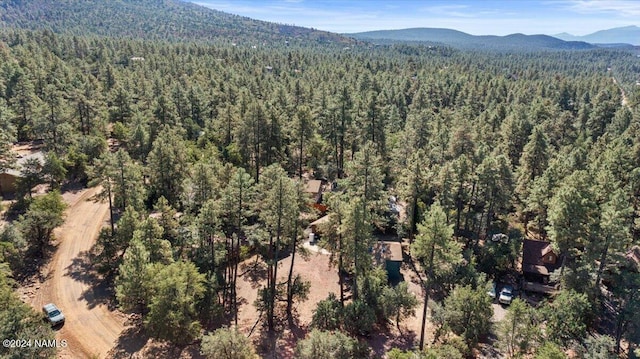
419, 4, 475, 18
563, 0, 640, 17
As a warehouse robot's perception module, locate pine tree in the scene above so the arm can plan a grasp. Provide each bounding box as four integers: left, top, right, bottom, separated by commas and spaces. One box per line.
285, 179, 310, 321
0, 100, 17, 197
145, 261, 205, 345
295, 329, 366, 359
516, 126, 550, 210
475, 153, 514, 236
547, 171, 596, 280
0, 269, 57, 358
543, 290, 590, 346
18, 191, 66, 256
115, 238, 152, 313
10, 71, 40, 141
381, 282, 419, 333
337, 86, 353, 178
294, 106, 313, 178
236, 102, 268, 182
134, 217, 173, 265
442, 284, 493, 350
397, 149, 428, 241
89, 153, 117, 232
220, 167, 255, 325
594, 189, 632, 289
320, 192, 348, 305
200, 327, 256, 359
499, 298, 539, 358
187, 155, 221, 213
109, 85, 133, 123
112, 149, 145, 213
147, 126, 188, 207
38, 83, 73, 155
255, 164, 297, 331
412, 202, 462, 350
341, 142, 386, 224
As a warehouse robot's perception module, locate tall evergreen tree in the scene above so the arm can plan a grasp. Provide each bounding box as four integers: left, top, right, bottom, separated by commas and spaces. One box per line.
115, 238, 152, 313
547, 171, 596, 281
442, 284, 493, 350
499, 298, 539, 358
220, 167, 255, 325
0, 100, 17, 196
255, 164, 298, 331
412, 202, 462, 350
147, 126, 188, 207
593, 188, 632, 289
516, 126, 550, 205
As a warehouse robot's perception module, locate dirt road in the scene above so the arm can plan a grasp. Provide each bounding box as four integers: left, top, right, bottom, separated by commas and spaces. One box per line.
29, 187, 127, 358
612, 76, 629, 108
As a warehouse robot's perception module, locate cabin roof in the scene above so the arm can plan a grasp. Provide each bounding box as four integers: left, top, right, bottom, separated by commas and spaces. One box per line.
305, 180, 323, 194
522, 239, 562, 275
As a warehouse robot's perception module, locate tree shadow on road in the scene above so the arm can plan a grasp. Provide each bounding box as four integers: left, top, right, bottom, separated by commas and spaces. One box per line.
108, 326, 148, 359
476, 333, 501, 358
64, 249, 118, 310
60, 181, 86, 195
109, 325, 206, 359
239, 258, 268, 289
15, 242, 58, 284
366, 326, 417, 358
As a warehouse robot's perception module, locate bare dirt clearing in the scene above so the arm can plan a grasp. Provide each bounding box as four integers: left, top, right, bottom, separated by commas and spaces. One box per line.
22, 187, 128, 358
235, 241, 426, 358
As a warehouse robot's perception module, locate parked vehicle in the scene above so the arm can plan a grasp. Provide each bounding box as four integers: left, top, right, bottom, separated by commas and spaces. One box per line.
42, 303, 65, 326
487, 282, 497, 300
498, 285, 514, 305
491, 233, 509, 243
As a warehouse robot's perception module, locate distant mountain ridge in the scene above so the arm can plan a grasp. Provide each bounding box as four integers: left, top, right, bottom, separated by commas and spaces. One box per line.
554, 25, 640, 46
348, 28, 595, 51
0, 0, 352, 45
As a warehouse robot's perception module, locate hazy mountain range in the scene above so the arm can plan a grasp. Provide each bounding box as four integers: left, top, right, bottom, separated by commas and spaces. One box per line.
347, 28, 596, 51
348, 26, 640, 50
554, 25, 640, 46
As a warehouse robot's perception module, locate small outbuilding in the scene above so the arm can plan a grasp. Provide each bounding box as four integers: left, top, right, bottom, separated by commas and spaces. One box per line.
0, 169, 21, 196
374, 241, 403, 285
305, 180, 323, 200
0, 151, 45, 197
309, 214, 331, 236
305, 179, 327, 212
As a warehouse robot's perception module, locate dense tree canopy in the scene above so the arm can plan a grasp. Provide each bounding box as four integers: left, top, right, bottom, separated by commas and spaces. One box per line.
0, 4, 638, 356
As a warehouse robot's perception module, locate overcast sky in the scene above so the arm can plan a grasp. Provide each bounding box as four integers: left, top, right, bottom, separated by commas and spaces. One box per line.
191, 0, 640, 35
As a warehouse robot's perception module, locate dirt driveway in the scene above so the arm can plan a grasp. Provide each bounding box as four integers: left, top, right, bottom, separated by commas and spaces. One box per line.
492, 303, 508, 322
26, 187, 127, 358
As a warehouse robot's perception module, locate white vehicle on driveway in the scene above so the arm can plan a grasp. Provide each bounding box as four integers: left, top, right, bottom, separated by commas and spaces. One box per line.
43, 303, 65, 326
498, 285, 514, 305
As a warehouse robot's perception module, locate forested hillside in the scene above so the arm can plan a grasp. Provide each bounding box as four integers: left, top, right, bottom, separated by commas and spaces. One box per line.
0, 0, 350, 44
0, 2, 640, 358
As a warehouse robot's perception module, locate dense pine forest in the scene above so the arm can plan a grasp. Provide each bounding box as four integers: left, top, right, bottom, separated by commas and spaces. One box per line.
1, 2, 640, 358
